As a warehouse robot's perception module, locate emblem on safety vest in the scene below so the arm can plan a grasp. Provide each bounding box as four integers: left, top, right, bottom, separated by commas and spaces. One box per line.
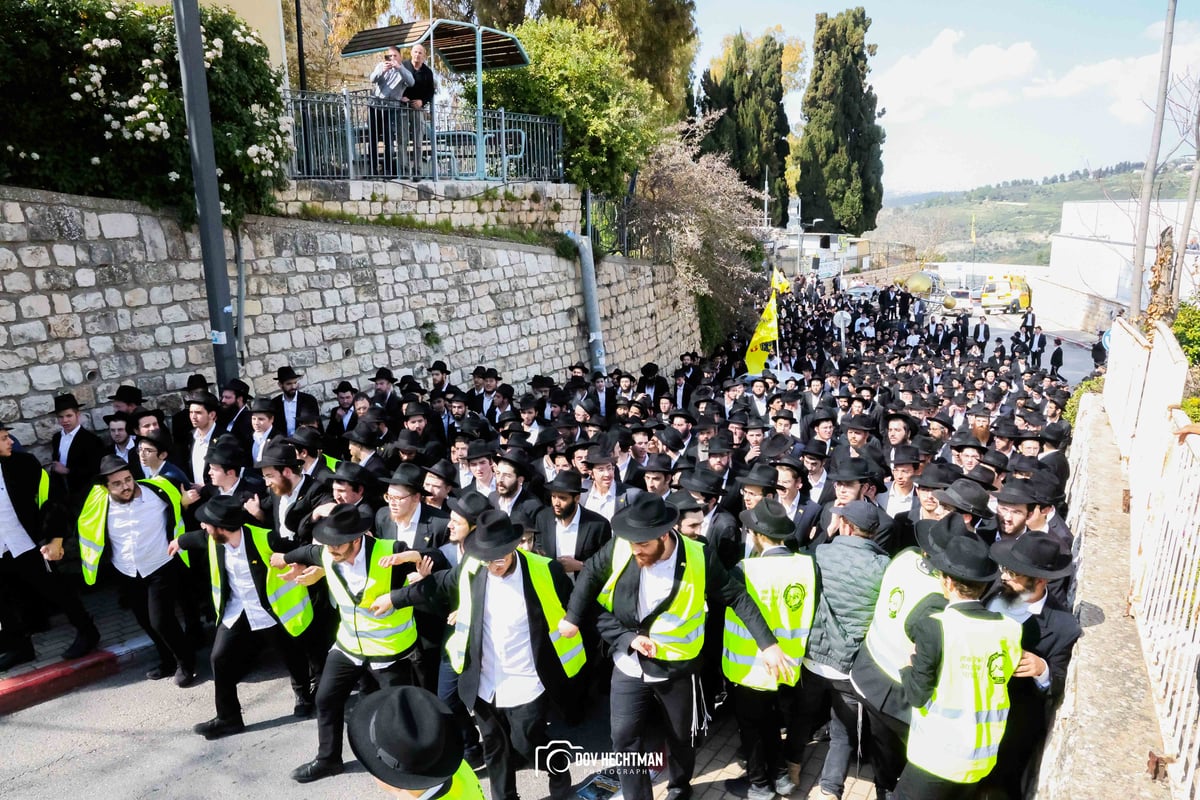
887, 587, 905, 619
987, 652, 1008, 684
783, 583, 807, 611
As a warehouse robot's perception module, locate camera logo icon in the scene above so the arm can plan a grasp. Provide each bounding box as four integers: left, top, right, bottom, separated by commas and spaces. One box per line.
536, 740, 584, 775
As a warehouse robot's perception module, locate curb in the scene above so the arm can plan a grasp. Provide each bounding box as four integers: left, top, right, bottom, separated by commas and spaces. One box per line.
0, 634, 153, 716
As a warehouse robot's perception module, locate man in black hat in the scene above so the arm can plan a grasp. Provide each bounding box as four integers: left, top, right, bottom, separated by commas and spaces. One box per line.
189, 435, 265, 511
829, 414, 884, 473
271, 504, 425, 783
563, 493, 794, 800
0, 422, 99, 670
981, 535, 1080, 798
679, 466, 738, 563
771, 454, 822, 544
347, 686, 486, 797
245, 441, 317, 548
324, 380, 359, 461
181, 391, 221, 490
48, 392, 105, 499
108, 384, 146, 415
170, 375, 212, 448
288, 426, 335, 486
376, 463, 450, 550
534, 469, 612, 577
67, 455, 196, 685
103, 411, 144, 480
375, 509, 581, 800
217, 378, 254, 453
490, 447, 544, 525
271, 366, 322, 438
371, 367, 403, 424
297, 462, 379, 544
246, 396, 277, 467
136, 429, 190, 487
581, 445, 640, 521
167, 495, 315, 738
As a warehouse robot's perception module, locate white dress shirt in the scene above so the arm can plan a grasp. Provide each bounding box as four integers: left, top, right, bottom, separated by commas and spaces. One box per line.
555, 506, 581, 562
583, 483, 618, 521
0, 468, 37, 557
191, 425, 214, 485
881, 486, 916, 519
221, 534, 277, 631
392, 503, 422, 545
106, 488, 172, 578
57, 426, 79, 465
282, 395, 298, 435
477, 558, 544, 707
276, 477, 305, 542
614, 542, 679, 682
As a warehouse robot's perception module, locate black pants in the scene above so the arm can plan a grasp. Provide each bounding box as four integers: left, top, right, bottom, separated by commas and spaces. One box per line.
1030, 351, 1043, 368
210, 614, 311, 721
474, 694, 571, 800
437, 654, 481, 751
862, 700, 910, 795
369, 104, 398, 175
314, 648, 411, 763
610, 669, 703, 800
115, 561, 194, 672
731, 684, 787, 789
895, 762, 980, 800
0, 548, 93, 650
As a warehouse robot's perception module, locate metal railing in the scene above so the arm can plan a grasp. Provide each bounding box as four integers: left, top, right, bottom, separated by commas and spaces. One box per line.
586, 189, 671, 262
1106, 318, 1200, 799
284, 89, 563, 182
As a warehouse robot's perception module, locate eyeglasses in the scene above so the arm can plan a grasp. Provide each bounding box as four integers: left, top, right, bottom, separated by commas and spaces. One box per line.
385, 492, 416, 502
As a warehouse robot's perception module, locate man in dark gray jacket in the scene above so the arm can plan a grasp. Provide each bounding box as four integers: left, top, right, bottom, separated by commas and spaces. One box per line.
795, 500, 891, 797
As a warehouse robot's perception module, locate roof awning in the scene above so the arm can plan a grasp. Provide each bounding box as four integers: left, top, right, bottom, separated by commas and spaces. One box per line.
340, 19, 529, 73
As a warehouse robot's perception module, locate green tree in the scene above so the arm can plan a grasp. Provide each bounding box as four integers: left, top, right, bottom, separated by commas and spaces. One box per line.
792, 7, 885, 235
470, 17, 664, 195
696, 30, 794, 227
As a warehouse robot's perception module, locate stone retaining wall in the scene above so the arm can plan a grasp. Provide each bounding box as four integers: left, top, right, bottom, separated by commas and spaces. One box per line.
0, 184, 698, 459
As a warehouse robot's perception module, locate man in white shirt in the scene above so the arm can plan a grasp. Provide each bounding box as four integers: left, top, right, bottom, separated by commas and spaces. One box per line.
168, 495, 314, 739
877, 445, 920, 520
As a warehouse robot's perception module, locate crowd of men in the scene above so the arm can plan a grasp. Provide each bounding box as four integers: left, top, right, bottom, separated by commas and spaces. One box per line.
0, 277, 1084, 800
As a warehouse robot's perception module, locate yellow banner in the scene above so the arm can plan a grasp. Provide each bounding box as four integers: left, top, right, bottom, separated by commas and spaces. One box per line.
771, 268, 791, 294
745, 291, 778, 374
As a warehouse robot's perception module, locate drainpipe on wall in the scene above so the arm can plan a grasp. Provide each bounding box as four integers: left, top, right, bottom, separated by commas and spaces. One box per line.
565, 230, 606, 376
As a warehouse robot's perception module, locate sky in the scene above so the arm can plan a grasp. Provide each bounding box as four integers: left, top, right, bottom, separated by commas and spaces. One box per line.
691, 1, 1200, 196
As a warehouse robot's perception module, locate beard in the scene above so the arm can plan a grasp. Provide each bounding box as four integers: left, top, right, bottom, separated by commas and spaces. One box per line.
633, 538, 667, 567
554, 499, 578, 521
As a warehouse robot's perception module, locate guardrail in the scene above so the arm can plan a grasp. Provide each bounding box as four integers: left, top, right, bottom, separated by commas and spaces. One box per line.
1105, 318, 1200, 798
284, 90, 563, 183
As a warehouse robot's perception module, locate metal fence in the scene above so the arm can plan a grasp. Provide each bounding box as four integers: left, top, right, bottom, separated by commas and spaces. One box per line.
284, 90, 563, 182
1105, 318, 1200, 799
585, 190, 671, 262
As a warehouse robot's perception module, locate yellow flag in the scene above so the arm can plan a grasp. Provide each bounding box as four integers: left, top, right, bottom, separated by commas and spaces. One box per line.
771, 268, 791, 294
745, 291, 778, 374
971, 213, 976, 244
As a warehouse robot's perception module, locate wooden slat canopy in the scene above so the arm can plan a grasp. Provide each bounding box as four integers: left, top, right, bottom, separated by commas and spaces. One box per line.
341, 19, 529, 73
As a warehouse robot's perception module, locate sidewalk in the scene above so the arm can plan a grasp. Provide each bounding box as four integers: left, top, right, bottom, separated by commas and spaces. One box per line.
0, 582, 156, 715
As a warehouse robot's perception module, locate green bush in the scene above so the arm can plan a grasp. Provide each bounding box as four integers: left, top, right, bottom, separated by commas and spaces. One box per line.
468, 17, 665, 196
1064, 376, 1105, 426
1182, 397, 1200, 423
0, 0, 290, 226
1173, 302, 1200, 366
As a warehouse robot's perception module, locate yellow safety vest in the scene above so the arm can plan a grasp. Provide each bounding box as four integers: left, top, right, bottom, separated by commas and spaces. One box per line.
322, 537, 417, 660
722, 552, 816, 690
37, 470, 49, 508
864, 548, 943, 683
444, 550, 586, 679
906, 606, 1023, 784
322, 453, 340, 472
77, 476, 188, 585
430, 760, 486, 800
207, 524, 313, 637
596, 535, 707, 662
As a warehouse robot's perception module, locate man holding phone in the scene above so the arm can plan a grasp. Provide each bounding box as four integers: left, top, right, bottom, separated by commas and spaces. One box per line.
368, 45, 413, 177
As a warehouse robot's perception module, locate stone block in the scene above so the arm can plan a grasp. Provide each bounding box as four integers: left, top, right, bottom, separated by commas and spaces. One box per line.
98, 212, 139, 238
10, 321, 46, 345
52, 244, 77, 267
174, 324, 206, 343
2, 203, 22, 224
28, 363, 62, 390
141, 351, 170, 371
0, 370, 31, 397
48, 314, 82, 339
0, 224, 29, 242
17, 246, 50, 268
161, 305, 189, 324
132, 307, 162, 328
18, 295, 50, 319
19, 393, 52, 417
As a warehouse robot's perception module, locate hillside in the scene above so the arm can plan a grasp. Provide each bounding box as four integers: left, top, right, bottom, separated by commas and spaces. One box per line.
872, 168, 1195, 265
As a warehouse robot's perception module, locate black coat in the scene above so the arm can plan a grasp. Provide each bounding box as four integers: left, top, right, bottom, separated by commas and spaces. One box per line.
176, 527, 289, 623
219, 405, 255, 454
1, 452, 55, 544
253, 474, 316, 548
488, 488, 545, 529
374, 503, 450, 550
49, 426, 105, 499
268, 392, 322, 439
324, 405, 358, 460
533, 505, 612, 562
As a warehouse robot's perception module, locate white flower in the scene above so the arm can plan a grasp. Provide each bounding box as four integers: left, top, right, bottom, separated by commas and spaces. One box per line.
91, 156, 101, 165
18, 152, 26, 158
222, 183, 231, 191
161, 131, 169, 139
104, 131, 113, 140
168, 171, 180, 181
133, 130, 144, 140
105, 10, 116, 19
215, 167, 223, 176
4, 144, 11, 152
67, 77, 77, 85
30, 152, 39, 160
69, 92, 82, 101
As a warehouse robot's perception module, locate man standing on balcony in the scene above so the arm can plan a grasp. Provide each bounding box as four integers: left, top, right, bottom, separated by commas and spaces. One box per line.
369, 45, 413, 177
400, 43, 435, 180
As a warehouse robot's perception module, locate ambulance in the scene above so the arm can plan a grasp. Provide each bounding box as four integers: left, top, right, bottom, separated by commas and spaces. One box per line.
980, 274, 1032, 314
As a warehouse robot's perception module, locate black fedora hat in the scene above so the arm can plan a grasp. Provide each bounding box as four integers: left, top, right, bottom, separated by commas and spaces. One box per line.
381, 463, 428, 493
276, 366, 303, 382
991, 533, 1073, 579
584, 445, 615, 466
494, 446, 530, 475
424, 459, 459, 488
914, 513, 980, 557
801, 438, 830, 459
344, 425, 379, 447
827, 457, 873, 483
465, 438, 498, 463
223, 378, 251, 398
993, 480, 1037, 506
463, 509, 524, 561
928, 535, 999, 583
913, 462, 960, 490
890, 444, 921, 466
372, 367, 396, 383
348, 686, 464, 790
54, 393, 84, 413
184, 373, 210, 391
737, 462, 781, 492
331, 461, 371, 487
666, 489, 704, 514
740, 497, 794, 540
249, 396, 275, 415
544, 469, 584, 495
611, 492, 679, 543
195, 495, 249, 530
934, 478, 995, 519
312, 503, 373, 545
287, 426, 323, 453
678, 467, 723, 498
108, 385, 144, 405
256, 440, 301, 470
642, 454, 677, 475
927, 409, 957, 433
446, 490, 492, 525
96, 454, 134, 479
205, 436, 246, 468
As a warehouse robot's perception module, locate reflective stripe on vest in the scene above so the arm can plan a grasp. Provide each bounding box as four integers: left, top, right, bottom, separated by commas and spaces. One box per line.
444, 551, 586, 678
206, 525, 313, 637
77, 477, 189, 586
322, 537, 417, 659
906, 607, 1023, 784
864, 548, 943, 683
596, 535, 707, 662
722, 553, 816, 690
37, 470, 49, 508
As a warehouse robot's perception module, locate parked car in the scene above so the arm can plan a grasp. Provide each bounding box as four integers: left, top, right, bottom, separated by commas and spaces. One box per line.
846, 285, 879, 303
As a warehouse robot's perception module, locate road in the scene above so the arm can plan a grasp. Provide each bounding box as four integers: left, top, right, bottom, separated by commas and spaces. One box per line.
982, 311, 1097, 386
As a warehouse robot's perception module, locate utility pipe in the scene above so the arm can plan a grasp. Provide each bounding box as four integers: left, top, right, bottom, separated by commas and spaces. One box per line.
565, 231, 606, 376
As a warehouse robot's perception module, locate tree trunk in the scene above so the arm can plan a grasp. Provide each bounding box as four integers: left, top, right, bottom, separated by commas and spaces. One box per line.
1131, 0, 1177, 325
1172, 97, 1200, 305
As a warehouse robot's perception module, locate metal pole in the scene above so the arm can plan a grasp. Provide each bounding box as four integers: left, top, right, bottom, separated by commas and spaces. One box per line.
763, 166, 769, 227
475, 26, 485, 179
499, 107, 507, 183
172, 0, 237, 387
293, 0, 307, 91
343, 89, 356, 180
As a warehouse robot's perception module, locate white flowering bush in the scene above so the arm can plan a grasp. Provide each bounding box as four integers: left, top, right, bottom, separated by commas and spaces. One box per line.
0, 0, 292, 226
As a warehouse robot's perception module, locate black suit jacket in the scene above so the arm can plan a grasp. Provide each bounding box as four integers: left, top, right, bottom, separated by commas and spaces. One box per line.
177, 526, 288, 623
1, 452, 55, 544
269, 392, 322, 439
488, 488, 545, 529
254, 474, 315, 548
219, 405, 255, 454
706, 508, 744, 570
49, 426, 105, 499
635, 375, 670, 401
324, 405, 358, 461
374, 503, 450, 550
533, 505, 612, 562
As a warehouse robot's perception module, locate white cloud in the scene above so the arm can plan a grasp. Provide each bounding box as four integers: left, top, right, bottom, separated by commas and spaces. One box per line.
874, 29, 1038, 124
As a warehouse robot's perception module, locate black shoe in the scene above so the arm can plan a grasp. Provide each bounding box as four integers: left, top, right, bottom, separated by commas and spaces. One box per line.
61, 625, 101, 660
193, 716, 245, 740
290, 759, 344, 783
174, 666, 197, 687
464, 745, 485, 770
146, 664, 173, 680
293, 698, 315, 719
0, 644, 35, 672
